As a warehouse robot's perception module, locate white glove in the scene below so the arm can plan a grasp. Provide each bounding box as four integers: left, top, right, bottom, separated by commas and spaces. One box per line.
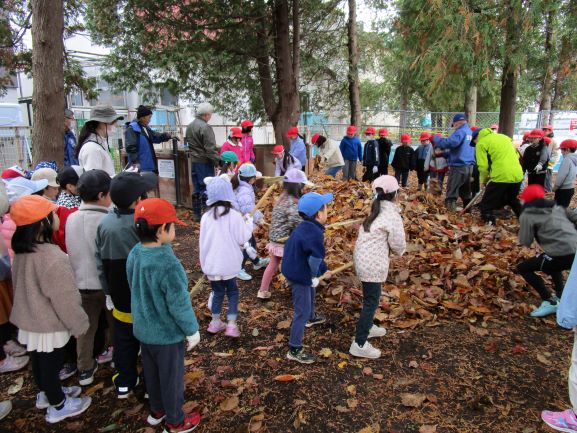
372, 166, 378, 174
186, 332, 200, 351
244, 242, 257, 260
105, 295, 114, 311
311, 278, 320, 288
534, 163, 543, 172
243, 214, 255, 230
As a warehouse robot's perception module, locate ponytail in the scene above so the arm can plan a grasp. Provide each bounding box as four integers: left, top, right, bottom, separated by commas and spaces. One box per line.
362, 188, 397, 232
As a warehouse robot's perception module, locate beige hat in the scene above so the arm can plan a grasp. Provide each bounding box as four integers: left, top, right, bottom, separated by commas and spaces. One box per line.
31, 168, 59, 187
89, 105, 124, 124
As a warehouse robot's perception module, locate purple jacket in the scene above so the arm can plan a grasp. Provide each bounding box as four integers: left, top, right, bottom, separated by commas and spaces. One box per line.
234, 180, 263, 223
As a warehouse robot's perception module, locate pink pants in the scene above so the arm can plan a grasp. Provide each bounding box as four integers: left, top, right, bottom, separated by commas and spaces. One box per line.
259, 254, 282, 292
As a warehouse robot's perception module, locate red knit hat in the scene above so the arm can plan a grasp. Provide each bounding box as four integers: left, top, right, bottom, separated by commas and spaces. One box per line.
287, 127, 299, 138
346, 125, 357, 135
230, 127, 242, 139
470, 126, 480, 132
400, 133, 411, 143
519, 184, 545, 203
528, 129, 545, 139
271, 144, 285, 154
560, 139, 577, 149
419, 132, 432, 142
241, 120, 253, 128
544, 136, 552, 145
311, 133, 321, 144
365, 127, 376, 135
378, 128, 388, 137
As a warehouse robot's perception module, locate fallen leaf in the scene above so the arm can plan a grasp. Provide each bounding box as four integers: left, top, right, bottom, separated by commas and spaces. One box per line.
372, 373, 384, 380
512, 345, 526, 354
347, 398, 358, 409
419, 425, 437, 433
362, 367, 373, 375
276, 320, 291, 329
319, 347, 333, 358
124, 403, 144, 416
7, 376, 24, 395
357, 424, 380, 433
274, 374, 301, 382
536, 353, 552, 365
335, 405, 350, 413
136, 428, 155, 433
213, 352, 234, 357
252, 328, 259, 336
400, 393, 427, 408
85, 381, 105, 396
184, 370, 204, 383
219, 396, 239, 411
346, 384, 357, 395
99, 424, 120, 433
479, 264, 497, 271
338, 361, 347, 369
182, 401, 199, 413
408, 360, 419, 369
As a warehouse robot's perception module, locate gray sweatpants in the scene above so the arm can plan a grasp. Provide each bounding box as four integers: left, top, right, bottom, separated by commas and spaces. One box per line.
343, 160, 358, 180
141, 341, 185, 425
445, 165, 473, 204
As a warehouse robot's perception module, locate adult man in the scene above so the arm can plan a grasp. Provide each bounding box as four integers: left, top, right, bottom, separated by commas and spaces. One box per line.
125, 105, 172, 173
64, 109, 78, 166
431, 113, 475, 211
473, 128, 524, 224
543, 124, 559, 193
312, 133, 344, 178
185, 102, 219, 221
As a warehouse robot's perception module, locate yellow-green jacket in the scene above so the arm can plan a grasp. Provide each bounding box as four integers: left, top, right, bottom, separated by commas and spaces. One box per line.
476, 128, 524, 184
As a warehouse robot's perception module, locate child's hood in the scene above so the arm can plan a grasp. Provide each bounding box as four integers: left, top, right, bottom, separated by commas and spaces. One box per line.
566, 153, 577, 167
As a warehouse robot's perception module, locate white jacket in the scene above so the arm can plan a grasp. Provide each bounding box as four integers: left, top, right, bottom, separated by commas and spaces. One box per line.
79, 134, 116, 177
318, 139, 345, 168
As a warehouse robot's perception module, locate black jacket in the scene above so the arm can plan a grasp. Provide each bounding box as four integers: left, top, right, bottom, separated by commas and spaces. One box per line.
392, 145, 415, 171
377, 137, 392, 167
522, 141, 549, 173
363, 140, 379, 167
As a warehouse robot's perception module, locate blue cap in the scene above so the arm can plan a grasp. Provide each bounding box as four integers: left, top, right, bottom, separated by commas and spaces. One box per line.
298, 192, 333, 217
238, 163, 257, 178
452, 113, 467, 123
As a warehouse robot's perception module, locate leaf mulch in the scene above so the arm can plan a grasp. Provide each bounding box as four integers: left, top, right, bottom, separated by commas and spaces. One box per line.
0, 172, 573, 433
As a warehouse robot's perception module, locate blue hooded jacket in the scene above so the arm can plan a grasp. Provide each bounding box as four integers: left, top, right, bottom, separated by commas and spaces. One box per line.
432, 124, 475, 167
289, 136, 307, 168
339, 136, 363, 161
125, 120, 171, 172
64, 129, 78, 166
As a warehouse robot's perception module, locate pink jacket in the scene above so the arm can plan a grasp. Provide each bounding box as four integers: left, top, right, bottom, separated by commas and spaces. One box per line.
220, 141, 245, 164
241, 135, 255, 162
0, 215, 15, 263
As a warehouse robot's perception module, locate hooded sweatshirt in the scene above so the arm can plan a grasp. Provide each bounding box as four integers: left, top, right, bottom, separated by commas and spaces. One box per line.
555, 153, 577, 190
475, 128, 524, 184
339, 136, 363, 161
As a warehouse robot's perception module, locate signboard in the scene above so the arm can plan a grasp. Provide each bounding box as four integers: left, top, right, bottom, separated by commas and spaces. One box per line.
158, 159, 175, 179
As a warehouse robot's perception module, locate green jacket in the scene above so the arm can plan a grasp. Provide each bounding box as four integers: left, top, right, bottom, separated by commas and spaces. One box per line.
476, 128, 523, 184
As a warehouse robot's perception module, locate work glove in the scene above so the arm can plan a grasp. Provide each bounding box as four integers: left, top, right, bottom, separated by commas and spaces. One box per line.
244, 242, 257, 260
372, 166, 378, 174
186, 332, 200, 351
105, 295, 114, 311
311, 278, 320, 288
243, 214, 255, 230
534, 163, 543, 172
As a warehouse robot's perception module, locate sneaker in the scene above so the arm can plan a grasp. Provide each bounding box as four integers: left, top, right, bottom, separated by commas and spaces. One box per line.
0, 400, 12, 421
0, 354, 29, 373
368, 324, 387, 339
207, 320, 226, 334
37, 386, 82, 409
257, 290, 271, 300
96, 346, 114, 364
59, 363, 78, 381
147, 409, 166, 426
45, 396, 92, 423
78, 363, 98, 386
112, 374, 139, 399
163, 411, 201, 433
530, 300, 558, 318
349, 341, 381, 359
286, 348, 316, 364
224, 324, 240, 338
3, 340, 26, 357
542, 408, 577, 433
253, 258, 270, 271
237, 269, 252, 281
207, 291, 213, 311
305, 313, 326, 328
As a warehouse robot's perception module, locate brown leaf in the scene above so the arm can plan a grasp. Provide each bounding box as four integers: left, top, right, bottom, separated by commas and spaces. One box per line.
276, 320, 291, 329
419, 425, 437, 433
85, 381, 105, 396
124, 403, 144, 416
219, 396, 239, 411
274, 374, 301, 382
400, 393, 427, 408
182, 401, 199, 413
536, 353, 552, 365
357, 425, 380, 433
408, 360, 419, 369
335, 405, 350, 413
347, 398, 358, 409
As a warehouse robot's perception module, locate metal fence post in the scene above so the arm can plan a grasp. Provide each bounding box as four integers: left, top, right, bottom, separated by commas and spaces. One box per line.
172, 137, 181, 206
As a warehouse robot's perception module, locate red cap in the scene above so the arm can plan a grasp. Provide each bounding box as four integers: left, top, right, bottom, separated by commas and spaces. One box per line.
241, 120, 253, 129
311, 133, 321, 144
419, 132, 432, 142
470, 125, 480, 132
365, 127, 376, 135
287, 127, 299, 138
346, 125, 357, 135
560, 139, 577, 149
490, 124, 499, 130
522, 131, 530, 141
378, 128, 388, 137
271, 144, 284, 154
230, 127, 242, 139
528, 129, 545, 139
10, 195, 58, 226
544, 136, 552, 145
519, 184, 545, 203
1, 165, 27, 179
400, 133, 411, 143
135, 198, 186, 226
542, 124, 553, 131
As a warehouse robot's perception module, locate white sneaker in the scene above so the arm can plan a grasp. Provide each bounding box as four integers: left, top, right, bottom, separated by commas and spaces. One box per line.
0, 400, 12, 421
237, 269, 252, 281
257, 290, 271, 299
0, 354, 29, 373
207, 291, 214, 311
45, 396, 91, 424
3, 340, 26, 357
253, 258, 271, 270
368, 324, 387, 339
349, 341, 381, 359
37, 386, 82, 409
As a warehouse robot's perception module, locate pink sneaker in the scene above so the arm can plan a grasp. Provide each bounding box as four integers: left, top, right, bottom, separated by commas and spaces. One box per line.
542, 408, 577, 433
207, 320, 226, 334
224, 324, 240, 338
96, 346, 113, 364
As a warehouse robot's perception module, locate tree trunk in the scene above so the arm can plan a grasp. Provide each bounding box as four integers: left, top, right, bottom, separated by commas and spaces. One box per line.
498, 0, 520, 138
551, 34, 571, 109
464, 82, 477, 126
538, 5, 556, 125
31, 0, 65, 165
347, 0, 361, 127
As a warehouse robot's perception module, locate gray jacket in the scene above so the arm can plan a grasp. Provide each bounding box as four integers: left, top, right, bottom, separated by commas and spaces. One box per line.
185, 116, 219, 165
555, 153, 577, 190
519, 199, 577, 256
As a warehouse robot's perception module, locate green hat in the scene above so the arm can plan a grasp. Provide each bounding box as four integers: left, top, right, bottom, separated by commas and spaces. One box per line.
220, 151, 239, 163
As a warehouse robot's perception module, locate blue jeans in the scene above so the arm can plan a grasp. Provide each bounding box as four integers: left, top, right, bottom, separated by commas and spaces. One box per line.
394, 168, 409, 187
191, 163, 215, 217
288, 283, 316, 349
325, 166, 344, 177
210, 279, 239, 321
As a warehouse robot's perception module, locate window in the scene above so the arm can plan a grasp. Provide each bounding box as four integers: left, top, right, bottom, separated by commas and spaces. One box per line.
88, 79, 127, 107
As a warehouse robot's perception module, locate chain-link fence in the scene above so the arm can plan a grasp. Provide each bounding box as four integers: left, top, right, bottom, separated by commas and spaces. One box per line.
0, 127, 32, 170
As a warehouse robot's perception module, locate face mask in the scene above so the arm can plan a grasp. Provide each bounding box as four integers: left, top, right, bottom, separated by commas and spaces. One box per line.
106, 124, 117, 136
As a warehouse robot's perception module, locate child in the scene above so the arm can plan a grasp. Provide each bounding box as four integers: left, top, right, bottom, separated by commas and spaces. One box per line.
362, 127, 380, 182
415, 133, 432, 191
241, 120, 256, 163
95, 172, 157, 399
200, 176, 252, 337
220, 128, 244, 164
428, 133, 449, 195
377, 128, 392, 175
517, 184, 577, 317
554, 139, 577, 207
231, 163, 269, 281
350, 176, 406, 359
272, 145, 300, 176
53, 166, 83, 253
522, 129, 550, 187
288, 127, 307, 170
217, 151, 239, 176
9, 195, 91, 423
282, 192, 333, 364
312, 134, 344, 178
31, 168, 60, 202
392, 133, 414, 187
66, 169, 113, 385
258, 169, 312, 299
340, 126, 363, 181
128, 198, 200, 433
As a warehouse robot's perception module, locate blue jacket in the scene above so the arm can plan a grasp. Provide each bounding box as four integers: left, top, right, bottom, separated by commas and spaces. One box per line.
558, 255, 577, 329
125, 120, 171, 173
64, 129, 78, 166
281, 219, 328, 286
432, 124, 475, 167
127, 243, 199, 344
290, 136, 307, 168
340, 136, 363, 161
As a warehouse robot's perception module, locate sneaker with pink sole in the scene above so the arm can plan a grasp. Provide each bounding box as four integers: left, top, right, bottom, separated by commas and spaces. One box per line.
96, 346, 113, 364
224, 324, 240, 338
542, 408, 577, 433
207, 320, 226, 334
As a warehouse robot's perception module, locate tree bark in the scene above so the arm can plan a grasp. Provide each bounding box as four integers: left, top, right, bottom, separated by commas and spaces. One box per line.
464, 82, 477, 126
347, 0, 361, 127
551, 34, 571, 109
498, 0, 520, 138
31, 0, 65, 165
538, 5, 556, 125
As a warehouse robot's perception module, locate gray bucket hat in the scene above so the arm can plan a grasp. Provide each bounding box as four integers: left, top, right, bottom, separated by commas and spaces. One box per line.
88, 105, 124, 124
